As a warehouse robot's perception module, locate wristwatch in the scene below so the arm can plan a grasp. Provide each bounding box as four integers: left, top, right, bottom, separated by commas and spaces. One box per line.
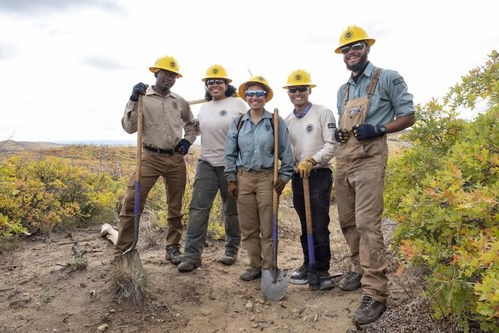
377, 124, 387, 135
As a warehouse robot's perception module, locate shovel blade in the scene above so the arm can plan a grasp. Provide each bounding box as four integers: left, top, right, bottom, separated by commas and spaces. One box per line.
261, 268, 288, 301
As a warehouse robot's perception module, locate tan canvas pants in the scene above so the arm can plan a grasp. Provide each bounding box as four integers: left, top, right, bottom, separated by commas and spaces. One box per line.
335, 90, 389, 302
236, 168, 274, 270
116, 150, 186, 252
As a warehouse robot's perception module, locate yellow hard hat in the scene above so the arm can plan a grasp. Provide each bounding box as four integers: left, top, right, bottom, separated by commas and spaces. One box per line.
238, 75, 273, 102
282, 69, 317, 89
149, 55, 183, 77
335, 25, 376, 54
202, 64, 232, 82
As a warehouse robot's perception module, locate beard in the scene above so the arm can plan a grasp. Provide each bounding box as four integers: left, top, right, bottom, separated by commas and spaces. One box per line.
346, 52, 369, 72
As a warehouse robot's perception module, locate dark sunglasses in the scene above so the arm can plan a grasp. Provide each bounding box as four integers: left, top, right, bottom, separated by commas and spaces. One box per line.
340, 42, 366, 54
207, 79, 225, 85
288, 87, 309, 93
245, 90, 266, 97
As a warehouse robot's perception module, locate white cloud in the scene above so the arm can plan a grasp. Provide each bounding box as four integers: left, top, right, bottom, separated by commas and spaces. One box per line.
0, 0, 497, 142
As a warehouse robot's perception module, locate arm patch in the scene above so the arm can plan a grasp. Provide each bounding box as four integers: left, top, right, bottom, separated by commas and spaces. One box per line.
328, 123, 336, 129
393, 78, 405, 86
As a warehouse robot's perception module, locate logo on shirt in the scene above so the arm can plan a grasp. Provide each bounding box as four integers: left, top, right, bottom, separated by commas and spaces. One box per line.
306, 124, 314, 134
219, 110, 228, 117
172, 101, 179, 110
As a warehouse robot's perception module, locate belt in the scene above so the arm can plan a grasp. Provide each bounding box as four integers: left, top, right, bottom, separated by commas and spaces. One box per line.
143, 145, 175, 155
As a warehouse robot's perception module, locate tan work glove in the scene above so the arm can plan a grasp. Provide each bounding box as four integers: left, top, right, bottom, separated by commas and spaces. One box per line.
273, 177, 288, 195
297, 156, 317, 178
228, 182, 238, 199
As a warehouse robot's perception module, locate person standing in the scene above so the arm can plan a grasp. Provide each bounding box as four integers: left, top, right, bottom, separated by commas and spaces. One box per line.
333, 26, 416, 325
225, 75, 294, 281
178, 64, 247, 272
282, 69, 338, 286
117, 55, 197, 265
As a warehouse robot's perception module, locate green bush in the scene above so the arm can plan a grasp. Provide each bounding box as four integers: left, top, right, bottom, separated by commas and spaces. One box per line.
385, 50, 498, 332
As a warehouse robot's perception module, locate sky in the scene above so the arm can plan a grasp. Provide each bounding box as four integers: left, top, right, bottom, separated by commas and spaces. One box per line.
0, 0, 497, 143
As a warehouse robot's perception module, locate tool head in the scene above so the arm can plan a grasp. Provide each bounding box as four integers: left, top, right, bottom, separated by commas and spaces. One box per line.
261, 268, 288, 301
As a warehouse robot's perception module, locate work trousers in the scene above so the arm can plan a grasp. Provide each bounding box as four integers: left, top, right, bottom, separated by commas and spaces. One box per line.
291, 168, 332, 272
236, 168, 274, 269
183, 159, 240, 260
116, 150, 186, 252
334, 135, 389, 302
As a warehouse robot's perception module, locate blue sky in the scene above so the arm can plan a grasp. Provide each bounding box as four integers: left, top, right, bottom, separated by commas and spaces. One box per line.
0, 0, 497, 142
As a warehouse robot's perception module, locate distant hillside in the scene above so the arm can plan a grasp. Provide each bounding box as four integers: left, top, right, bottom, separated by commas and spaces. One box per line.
0, 140, 65, 152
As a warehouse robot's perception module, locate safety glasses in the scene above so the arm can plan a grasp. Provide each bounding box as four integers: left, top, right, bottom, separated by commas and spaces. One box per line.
340, 41, 366, 54
245, 90, 267, 97
288, 86, 309, 93
207, 79, 225, 85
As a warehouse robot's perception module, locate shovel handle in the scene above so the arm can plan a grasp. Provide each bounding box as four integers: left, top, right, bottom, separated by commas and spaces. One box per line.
303, 176, 317, 266
124, 95, 143, 255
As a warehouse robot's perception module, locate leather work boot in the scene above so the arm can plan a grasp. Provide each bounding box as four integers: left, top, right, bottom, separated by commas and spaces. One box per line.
353, 295, 387, 325
289, 265, 308, 285
165, 246, 183, 265
178, 257, 202, 272
338, 271, 362, 291
239, 268, 262, 281
217, 252, 237, 265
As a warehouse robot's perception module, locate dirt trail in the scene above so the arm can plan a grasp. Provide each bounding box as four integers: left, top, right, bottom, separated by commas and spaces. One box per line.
0, 201, 416, 333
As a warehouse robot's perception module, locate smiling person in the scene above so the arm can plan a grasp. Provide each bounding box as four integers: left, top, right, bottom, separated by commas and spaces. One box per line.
225, 75, 293, 281
177, 65, 247, 273
118, 55, 196, 265
333, 26, 416, 325
282, 69, 337, 288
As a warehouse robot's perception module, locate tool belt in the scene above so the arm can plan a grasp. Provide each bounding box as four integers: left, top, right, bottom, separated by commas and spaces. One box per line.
143, 145, 175, 155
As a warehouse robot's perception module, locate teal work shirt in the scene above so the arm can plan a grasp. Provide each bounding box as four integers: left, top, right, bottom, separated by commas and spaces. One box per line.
336, 62, 415, 126
224, 109, 294, 183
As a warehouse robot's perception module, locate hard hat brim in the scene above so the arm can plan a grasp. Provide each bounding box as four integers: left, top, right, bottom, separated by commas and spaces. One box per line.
149, 66, 183, 78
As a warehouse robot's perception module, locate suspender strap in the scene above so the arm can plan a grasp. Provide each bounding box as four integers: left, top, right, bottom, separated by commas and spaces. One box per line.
343, 67, 383, 106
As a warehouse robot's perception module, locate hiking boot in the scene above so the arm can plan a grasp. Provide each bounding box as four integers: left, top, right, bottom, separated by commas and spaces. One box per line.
289, 265, 308, 285
308, 271, 331, 290
165, 246, 183, 265
178, 257, 201, 272
338, 271, 362, 291
239, 268, 262, 281
353, 295, 387, 325
217, 253, 237, 266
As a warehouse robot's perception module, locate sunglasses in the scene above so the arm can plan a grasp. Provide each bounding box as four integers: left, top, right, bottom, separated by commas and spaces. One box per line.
207, 79, 225, 85
340, 42, 366, 54
288, 87, 309, 93
245, 90, 267, 97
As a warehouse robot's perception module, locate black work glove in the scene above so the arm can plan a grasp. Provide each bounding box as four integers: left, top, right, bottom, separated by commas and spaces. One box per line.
175, 139, 191, 155
228, 182, 238, 198
130, 82, 147, 101
273, 177, 288, 195
334, 128, 350, 143
352, 124, 385, 141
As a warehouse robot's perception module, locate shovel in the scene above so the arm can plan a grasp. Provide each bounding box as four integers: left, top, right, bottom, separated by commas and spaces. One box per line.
303, 176, 320, 289
123, 94, 143, 259
261, 108, 288, 301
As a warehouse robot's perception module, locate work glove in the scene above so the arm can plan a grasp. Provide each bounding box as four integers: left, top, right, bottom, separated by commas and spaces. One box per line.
130, 82, 147, 101
175, 139, 191, 155
273, 177, 288, 195
228, 182, 238, 199
297, 156, 317, 178
352, 124, 385, 141
334, 128, 350, 143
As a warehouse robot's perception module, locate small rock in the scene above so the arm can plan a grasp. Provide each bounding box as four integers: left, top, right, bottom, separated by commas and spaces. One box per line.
97, 324, 108, 331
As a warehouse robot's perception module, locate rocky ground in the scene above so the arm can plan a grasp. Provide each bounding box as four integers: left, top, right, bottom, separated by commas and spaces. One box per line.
0, 201, 452, 333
